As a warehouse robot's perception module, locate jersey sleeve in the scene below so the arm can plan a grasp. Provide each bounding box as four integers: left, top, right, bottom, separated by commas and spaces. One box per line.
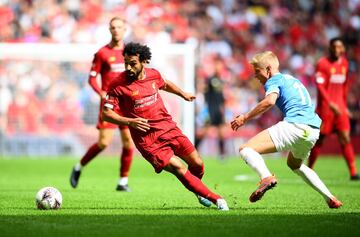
154, 69, 166, 89
264, 77, 280, 96
88, 51, 102, 95
103, 88, 121, 111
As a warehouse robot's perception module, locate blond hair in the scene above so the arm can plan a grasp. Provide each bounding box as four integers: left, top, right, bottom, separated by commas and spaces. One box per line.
250, 51, 279, 70
109, 16, 126, 25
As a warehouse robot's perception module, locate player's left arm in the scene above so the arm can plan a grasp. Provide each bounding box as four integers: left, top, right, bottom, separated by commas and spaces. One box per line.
231, 93, 278, 131
162, 79, 196, 102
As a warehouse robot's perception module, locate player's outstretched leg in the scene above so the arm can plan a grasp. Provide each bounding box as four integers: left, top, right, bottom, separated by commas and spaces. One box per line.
187, 161, 211, 207
165, 157, 229, 211
177, 170, 229, 211
292, 163, 342, 208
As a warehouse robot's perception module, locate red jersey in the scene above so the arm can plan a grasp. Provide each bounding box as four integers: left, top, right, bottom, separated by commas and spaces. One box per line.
88, 44, 125, 94
104, 68, 177, 147
315, 56, 349, 115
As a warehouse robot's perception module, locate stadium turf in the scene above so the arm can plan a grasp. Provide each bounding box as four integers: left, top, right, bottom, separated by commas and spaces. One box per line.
0, 155, 359, 237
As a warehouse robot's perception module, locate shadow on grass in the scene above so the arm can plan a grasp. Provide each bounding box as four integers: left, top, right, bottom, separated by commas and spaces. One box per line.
1, 213, 360, 237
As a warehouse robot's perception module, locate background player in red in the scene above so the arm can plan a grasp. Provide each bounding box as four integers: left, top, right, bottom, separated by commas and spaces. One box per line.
102, 42, 229, 210
70, 17, 135, 191
308, 37, 359, 180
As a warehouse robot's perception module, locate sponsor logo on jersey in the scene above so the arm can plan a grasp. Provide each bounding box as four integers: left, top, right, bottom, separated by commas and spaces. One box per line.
329, 74, 346, 84
131, 90, 139, 96
134, 93, 158, 108
110, 63, 125, 72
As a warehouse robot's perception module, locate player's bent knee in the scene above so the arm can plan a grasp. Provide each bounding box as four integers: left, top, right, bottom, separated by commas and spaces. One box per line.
339, 136, 351, 145
97, 141, 110, 149
239, 144, 248, 151
122, 140, 134, 149
193, 159, 204, 170
239, 147, 252, 161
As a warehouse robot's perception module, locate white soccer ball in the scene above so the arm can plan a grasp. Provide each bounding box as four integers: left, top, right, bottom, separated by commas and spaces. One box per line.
35, 187, 62, 210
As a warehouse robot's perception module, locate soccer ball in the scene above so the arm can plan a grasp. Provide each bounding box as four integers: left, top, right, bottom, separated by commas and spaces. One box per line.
35, 187, 62, 210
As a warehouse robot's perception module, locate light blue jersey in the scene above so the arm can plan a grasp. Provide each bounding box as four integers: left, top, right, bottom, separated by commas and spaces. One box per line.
264, 73, 322, 128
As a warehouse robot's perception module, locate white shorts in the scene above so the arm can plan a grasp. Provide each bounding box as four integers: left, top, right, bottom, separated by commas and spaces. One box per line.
268, 121, 320, 160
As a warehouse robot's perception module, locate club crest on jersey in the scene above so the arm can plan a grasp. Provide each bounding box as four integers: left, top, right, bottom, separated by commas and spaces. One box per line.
108, 56, 116, 62
131, 90, 139, 96
330, 67, 336, 74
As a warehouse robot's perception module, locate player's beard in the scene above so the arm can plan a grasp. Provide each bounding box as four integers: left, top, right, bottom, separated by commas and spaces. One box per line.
127, 65, 143, 80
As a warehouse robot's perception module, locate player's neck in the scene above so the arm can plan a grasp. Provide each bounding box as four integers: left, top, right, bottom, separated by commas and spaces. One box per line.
137, 69, 146, 80
109, 40, 124, 49
329, 54, 342, 62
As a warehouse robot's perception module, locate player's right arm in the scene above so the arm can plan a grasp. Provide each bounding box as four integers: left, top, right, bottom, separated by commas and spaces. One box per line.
315, 60, 341, 115
102, 92, 150, 132
88, 51, 105, 98
102, 107, 150, 132
231, 92, 278, 131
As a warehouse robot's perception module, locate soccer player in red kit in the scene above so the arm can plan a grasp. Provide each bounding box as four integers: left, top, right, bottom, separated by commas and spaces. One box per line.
102, 42, 229, 210
70, 17, 135, 191
308, 37, 359, 180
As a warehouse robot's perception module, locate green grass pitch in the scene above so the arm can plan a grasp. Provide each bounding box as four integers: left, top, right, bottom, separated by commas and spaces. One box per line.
0, 155, 359, 237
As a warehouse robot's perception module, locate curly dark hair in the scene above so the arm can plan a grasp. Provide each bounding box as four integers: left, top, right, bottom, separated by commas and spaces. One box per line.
329, 37, 344, 46
123, 42, 152, 63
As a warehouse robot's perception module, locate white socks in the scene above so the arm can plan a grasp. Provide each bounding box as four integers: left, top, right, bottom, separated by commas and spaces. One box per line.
74, 163, 82, 171
118, 177, 128, 186
239, 147, 272, 179
294, 164, 333, 200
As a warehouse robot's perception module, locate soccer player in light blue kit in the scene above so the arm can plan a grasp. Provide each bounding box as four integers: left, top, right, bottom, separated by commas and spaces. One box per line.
231, 51, 342, 208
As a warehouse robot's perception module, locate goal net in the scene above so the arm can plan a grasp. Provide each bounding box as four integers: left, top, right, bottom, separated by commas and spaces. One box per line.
0, 43, 195, 157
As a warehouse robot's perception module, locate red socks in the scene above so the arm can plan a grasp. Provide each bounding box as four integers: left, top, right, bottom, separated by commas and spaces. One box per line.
189, 164, 204, 180
341, 143, 357, 176
178, 170, 221, 204
308, 143, 321, 169
80, 143, 103, 166
120, 147, 134, 177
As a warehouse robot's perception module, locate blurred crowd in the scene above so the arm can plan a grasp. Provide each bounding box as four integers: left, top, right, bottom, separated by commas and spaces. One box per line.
1, 0, 360, 139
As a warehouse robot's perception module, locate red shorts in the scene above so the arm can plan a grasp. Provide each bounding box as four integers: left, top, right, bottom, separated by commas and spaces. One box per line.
136, 127, 195, 173
319, 112, 350, 135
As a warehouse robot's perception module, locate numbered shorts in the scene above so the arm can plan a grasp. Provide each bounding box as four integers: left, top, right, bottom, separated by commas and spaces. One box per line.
268, 121, 320, 160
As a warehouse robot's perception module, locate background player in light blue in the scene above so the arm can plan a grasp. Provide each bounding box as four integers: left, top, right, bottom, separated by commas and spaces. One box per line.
231, 51, 342, 208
